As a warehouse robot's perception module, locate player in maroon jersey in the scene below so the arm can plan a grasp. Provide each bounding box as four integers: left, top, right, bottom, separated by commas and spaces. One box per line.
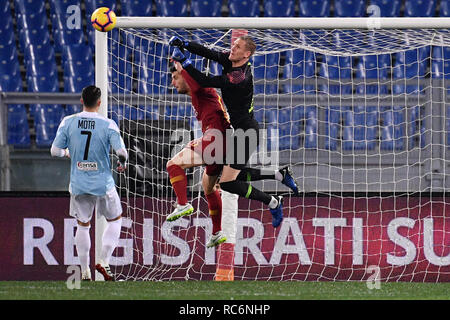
166, 61, 231, 248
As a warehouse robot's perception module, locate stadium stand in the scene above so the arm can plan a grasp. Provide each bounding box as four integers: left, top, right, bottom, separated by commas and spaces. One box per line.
228, 0, 260, 17
264, 0, 295, 17
369, 0, 402, 17
299, 0, 330, 17
155, 0, 187, 16
0, 0, 441, 150
121, 0, 152, 16
404, 0, 437, 17
190, 0, 222, 17
334, 0, 366, 17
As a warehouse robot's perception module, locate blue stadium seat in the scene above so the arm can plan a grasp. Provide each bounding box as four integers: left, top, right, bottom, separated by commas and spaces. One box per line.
380, 106, 405, 151
283, 49, 316, 94
325, 106, 340, 150
320, 55, 351, 150
190, 0, 221, 17
165, 104, 193, 120
122, 0, 153, 16
7, 105, 30, 148
52, 5, 86, 51
109, 45, 134, 93
0, 2, 13, 28
155, 0, 187, 16
64, 59, 94, 80
369, 0, 401, 17
137, 57, 169, 95
14, 0, 45, 14
31, 104, 65, 124
392, 48, 428, 150
342, 106, 378, 151
319, 55, 352, 94
253, 53, 280, 94
278, 109, 300, 150
0, 27, 16, 52
27, 74, 59, 92
64, 75, 92, 93
264, 0, 295, 17
0, 73, 23, 92
431, 46, 450, 78
393, 47, 429, 94
19, 27, 51, 49
50, 0, 81, 15
334, 0, 365, 17
192, 29, 227, 48
303, 106, 317, 148
85, 0, 117, 16
253, 105, 264, 123
32, 104, 65, 147
355, 54, 390, 94
24, 44, 57, 78
404, 0, 436, 17
54, 27, 85, 50
0, 46, 21, 78
228, 0, 260, 17
16, 10, 47, 30
299, 0, 330, 17
62, 43, 93, 66
440, 0, 450, 16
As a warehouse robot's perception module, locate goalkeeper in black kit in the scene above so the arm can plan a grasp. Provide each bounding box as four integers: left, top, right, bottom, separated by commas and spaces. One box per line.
169, 35, 299, 227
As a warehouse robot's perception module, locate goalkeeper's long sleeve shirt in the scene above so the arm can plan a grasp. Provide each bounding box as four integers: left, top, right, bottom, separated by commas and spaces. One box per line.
184, 42, 255, 130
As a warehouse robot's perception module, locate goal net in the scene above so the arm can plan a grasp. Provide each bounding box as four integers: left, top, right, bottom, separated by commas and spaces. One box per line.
100, 18, 450, 282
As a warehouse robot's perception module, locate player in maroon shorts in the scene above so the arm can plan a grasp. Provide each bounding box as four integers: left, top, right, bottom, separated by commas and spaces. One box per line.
166, 60, 231, 248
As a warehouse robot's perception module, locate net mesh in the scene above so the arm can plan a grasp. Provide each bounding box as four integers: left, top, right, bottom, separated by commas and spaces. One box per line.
106, 27, 450, 281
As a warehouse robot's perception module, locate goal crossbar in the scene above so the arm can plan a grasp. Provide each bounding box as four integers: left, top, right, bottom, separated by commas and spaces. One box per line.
116, 17, 450, 30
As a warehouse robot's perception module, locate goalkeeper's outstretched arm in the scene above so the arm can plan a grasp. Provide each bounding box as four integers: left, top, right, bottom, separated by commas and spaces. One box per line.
169, 36, 231, 67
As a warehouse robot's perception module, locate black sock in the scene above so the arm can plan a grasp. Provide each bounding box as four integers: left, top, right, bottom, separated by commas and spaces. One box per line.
236, 167, 277, 182
220, 180, 272, 205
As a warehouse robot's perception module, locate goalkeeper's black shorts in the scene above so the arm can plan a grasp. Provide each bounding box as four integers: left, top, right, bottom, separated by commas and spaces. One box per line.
226, 118, 260, 170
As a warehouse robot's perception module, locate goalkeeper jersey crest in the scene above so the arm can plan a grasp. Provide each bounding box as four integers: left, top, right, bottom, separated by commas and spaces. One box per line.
52, 111, 125, 196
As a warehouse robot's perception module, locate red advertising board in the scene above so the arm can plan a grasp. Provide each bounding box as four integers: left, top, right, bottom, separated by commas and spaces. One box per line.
0, 196, 449, 281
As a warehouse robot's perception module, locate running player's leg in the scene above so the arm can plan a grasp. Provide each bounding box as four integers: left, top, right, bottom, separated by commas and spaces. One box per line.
166, 143, 204, 221
219, 120, 283, 227
70, 193, 96, 280
202, 167, 227, 247
95, 188, 123, 281
236, 166, 299, 195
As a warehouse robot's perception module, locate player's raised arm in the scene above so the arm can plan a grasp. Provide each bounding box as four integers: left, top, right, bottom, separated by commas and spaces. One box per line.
171, 47, 239, 89
169, 36, 231, 68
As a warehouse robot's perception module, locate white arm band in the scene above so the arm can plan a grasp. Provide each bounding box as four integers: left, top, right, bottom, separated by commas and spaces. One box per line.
51, 145, 67, 157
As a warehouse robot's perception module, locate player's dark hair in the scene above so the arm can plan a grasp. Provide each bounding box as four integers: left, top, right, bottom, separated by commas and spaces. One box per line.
169, 62, 177, 73
238, 35, 256, 56
82, 85, 101, 108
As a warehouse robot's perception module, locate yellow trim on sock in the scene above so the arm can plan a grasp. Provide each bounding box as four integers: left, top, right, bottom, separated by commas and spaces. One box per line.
170, 175, 185, 184
209, 209, 219, 216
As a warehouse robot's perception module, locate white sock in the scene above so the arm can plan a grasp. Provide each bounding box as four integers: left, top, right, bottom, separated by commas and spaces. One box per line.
275, 171, 283, 181
268, 196, 279, 209
75, 224, 91, 274
100, 218, 122, 265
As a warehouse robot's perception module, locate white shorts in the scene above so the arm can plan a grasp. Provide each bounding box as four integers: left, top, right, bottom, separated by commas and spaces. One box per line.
69, 188, 122, 224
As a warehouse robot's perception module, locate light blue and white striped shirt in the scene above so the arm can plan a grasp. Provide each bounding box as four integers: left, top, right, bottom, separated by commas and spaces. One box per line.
52, 111, 125, 196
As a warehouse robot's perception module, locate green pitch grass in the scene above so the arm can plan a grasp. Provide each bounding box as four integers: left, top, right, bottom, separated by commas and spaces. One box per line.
0, 281, 448, 300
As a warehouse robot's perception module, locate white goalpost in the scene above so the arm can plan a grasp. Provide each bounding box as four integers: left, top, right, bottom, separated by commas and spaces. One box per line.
95, 17, 450, 282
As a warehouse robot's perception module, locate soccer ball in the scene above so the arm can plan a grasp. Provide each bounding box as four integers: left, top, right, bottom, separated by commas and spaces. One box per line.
91, 7, 117, 32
